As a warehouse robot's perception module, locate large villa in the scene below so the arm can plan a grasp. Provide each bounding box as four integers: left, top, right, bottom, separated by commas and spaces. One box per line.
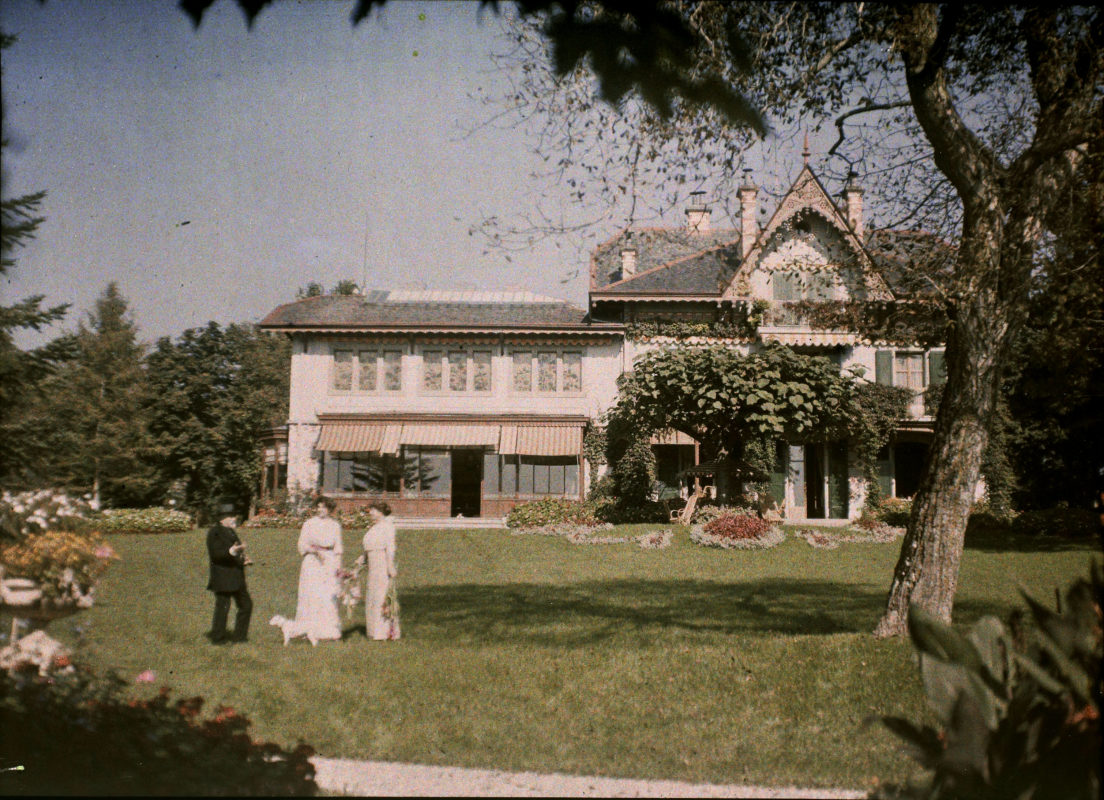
259, 163, 950, 523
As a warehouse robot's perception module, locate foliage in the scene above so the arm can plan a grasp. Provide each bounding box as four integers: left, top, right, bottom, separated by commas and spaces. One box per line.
878, 566, 1102, 799
505, 498, 601, 529
610, 437, 657, 508
690, 516, 784, 550
789, 300, 950, 350
610, 343, 857, 467
703, 513, 771, 541
625, 316, 759, 342
868, 497, 913, 529
0, 489, 94, 540
0, 530, 116, 604
18, 284, 161, 507
582, 423, 607, 467
145, 321, 290, 518
1011, 508, 1099, 540
295, 281, 324, 298
0, 665, 318, 796
93, 507, 193, 535
0, 34, 76, 481
690, 503, 756, 525
851, 383, 916, 505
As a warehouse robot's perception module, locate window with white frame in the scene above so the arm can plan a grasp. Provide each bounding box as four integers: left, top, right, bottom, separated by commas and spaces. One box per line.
511, 349, 583, 394
331, 346, 403, 392
421, 348, 493, 393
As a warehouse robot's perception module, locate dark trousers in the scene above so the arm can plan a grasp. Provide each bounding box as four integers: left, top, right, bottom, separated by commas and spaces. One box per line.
210, 586, 252, 642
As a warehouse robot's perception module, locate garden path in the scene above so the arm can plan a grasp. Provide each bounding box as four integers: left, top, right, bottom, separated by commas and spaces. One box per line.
310, 757, 869, 798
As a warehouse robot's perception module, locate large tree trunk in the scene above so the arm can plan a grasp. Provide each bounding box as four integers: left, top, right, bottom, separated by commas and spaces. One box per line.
874, 272, 1006, 635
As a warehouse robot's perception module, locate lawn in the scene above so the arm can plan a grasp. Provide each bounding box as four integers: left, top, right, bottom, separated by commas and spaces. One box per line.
37, 523, 1099, 792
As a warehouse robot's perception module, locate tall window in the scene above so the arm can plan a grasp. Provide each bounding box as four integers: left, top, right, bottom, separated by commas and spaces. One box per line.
404, 447, 451, 495
511, 349, 584, 393
331, 347, 402, 392
422, 348, 493, 393
322, 452, 402, 493
482, 454, 578, 497
894, 353, 925, 391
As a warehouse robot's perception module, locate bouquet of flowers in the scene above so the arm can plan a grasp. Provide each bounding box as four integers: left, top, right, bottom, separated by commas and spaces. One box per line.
382, 578, 401, 640
336, 563, 365, 618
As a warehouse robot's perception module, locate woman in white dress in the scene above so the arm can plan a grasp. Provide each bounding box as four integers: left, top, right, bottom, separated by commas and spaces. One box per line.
358, 501, 399, 640
270, 496, 344, 646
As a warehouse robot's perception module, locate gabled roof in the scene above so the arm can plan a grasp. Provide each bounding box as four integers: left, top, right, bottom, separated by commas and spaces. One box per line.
722, 165, 894, 301
590, 227, 740, 295
259, 291, 620, 334
865, 229, 955, 299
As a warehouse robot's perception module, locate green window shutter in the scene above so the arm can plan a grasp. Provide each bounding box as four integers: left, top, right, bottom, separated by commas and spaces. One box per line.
875, 350, 894, 385
928, 350, 946, 386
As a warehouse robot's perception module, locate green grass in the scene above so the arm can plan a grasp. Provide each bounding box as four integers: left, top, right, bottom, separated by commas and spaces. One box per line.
32, 524, 1099, 791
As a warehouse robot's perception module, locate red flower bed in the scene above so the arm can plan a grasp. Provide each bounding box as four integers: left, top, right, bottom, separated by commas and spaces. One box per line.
703, 514, 771, 541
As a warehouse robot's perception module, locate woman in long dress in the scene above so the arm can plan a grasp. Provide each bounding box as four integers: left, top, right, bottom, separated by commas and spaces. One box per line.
270, 496, 344, 646
359, 501, 399, 640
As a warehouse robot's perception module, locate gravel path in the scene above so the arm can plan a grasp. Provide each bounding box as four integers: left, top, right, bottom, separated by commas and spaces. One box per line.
311, 757, 869, 798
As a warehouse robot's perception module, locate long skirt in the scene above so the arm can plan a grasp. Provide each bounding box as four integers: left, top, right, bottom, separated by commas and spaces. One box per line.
365, 550, 399, 640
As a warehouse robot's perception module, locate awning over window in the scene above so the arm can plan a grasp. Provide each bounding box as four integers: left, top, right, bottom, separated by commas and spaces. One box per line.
500, 424, 583, 457
315, 423, 401, 454
399, 424, 500, 447
316, 420, 584, 457
650, 429, 697, 446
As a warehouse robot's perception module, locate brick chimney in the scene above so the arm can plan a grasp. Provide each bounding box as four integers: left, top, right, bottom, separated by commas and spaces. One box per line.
844, 171, 864, 238
685, 191, 711, 233
739, 169, 758, 260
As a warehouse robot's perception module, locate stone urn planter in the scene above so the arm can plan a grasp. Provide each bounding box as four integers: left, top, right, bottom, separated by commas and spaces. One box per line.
1, 577, 84, 640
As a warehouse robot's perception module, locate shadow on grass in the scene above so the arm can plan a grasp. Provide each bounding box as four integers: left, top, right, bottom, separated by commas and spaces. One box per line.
391, 578, 897, 646
964, 528, 1102, 553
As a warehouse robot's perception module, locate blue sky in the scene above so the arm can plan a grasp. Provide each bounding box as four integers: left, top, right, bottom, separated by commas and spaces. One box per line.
2, 0, 824, 347
2, 0, 580, 345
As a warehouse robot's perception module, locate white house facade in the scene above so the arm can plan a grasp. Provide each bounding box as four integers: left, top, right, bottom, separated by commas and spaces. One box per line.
260, 164, 952, 521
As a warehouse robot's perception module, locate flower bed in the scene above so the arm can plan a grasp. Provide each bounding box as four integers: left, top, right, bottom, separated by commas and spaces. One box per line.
796, 522, 904, 548
511, 522, 674, 550
690, 513, 785, 550
94, 507, 192, 534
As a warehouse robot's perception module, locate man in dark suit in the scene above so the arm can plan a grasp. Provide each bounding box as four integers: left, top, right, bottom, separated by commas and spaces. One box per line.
206, 503, 252, 644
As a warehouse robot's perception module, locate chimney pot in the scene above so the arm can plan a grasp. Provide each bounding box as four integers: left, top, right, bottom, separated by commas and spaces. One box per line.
685, 191, 711, 233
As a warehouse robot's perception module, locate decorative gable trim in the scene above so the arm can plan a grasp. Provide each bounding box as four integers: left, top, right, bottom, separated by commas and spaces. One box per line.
722, 166, 894, 301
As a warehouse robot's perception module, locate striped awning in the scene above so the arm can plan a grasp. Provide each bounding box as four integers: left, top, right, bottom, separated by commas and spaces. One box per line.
650, 429, 698, 446
399, 424, 500, 447
500, 424, 583, 456
758, 328, 859, 347
315, 423, 402, 453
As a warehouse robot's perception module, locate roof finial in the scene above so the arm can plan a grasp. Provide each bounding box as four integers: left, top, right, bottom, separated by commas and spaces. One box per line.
802, 131, 810, 165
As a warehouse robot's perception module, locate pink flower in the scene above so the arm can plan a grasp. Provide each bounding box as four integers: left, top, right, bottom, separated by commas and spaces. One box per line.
95, 545, 118, 560
135, 669, 156, 684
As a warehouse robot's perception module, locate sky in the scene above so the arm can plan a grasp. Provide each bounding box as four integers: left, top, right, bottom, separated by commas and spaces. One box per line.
2, 0, 822, 348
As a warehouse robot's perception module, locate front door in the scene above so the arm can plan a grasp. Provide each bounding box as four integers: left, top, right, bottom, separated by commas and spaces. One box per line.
450, 449, 483, 517
805, 443, 825, 518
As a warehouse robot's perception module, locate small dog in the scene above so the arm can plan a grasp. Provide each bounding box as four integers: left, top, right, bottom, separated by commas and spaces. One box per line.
268, 614, 319, 647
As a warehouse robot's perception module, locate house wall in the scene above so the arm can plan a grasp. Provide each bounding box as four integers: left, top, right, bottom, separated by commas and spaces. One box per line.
285, 333, 624, 497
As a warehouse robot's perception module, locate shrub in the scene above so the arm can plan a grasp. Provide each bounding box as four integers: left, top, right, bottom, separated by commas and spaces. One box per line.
877, 564, 1102, 799
94, 507, 192, 534
0, 665, 318, 795
1011, 507, 1098, 539
703, 514, 772, 541
691, 503, 756, 525
870, 496, 912, 528
243, 511, 309, 529
506, 498, 600, 529
0, 531, 117, 606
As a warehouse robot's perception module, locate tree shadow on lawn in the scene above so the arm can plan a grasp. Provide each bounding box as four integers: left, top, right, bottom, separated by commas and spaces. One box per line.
389, 578, 905, 646
964, 528, 1101, 554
